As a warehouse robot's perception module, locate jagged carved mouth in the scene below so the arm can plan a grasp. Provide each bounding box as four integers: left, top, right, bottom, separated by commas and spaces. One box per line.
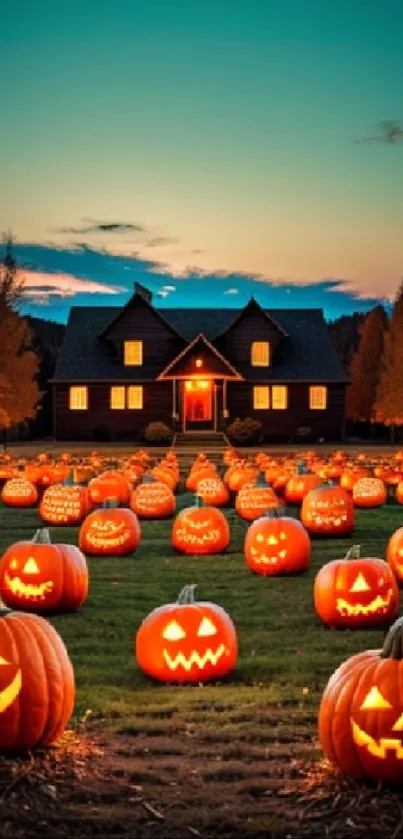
351, 718, 403, 758
87, 529, 131, 547
249, 546, 287, 564
336, 589, 393, 616
176, 528, 222, 544
4, 572, 54, 600
163, 644, 225, 671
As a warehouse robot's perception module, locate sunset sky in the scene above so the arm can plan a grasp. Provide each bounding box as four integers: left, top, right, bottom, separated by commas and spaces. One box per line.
1, 0, 402, 323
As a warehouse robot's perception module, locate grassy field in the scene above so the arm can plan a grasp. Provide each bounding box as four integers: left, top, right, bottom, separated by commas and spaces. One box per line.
1, 488, 403, 838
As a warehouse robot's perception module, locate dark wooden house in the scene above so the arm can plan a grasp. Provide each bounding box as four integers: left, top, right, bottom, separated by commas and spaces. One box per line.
51, 282, 349, 442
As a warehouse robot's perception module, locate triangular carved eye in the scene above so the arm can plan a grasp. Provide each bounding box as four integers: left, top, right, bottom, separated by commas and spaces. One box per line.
392, 712, 403, 730
360, 686, 392, 710
350, 573, 370, 593
162, 621, 186, 641
23, 558, 40, 575
0, 656, 9, 666
197, 617, 217, 637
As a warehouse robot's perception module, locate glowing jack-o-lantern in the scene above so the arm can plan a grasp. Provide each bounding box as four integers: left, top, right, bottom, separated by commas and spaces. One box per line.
195, 476, 229, 507
244, 510, 311, 575
0, 608, 75, 751
352, 477, 387, 508
1, 477, 38, 508
79, 501, 141, 555
300, 484, 354, 536
0, 529, 88, 613
235, 481, 281, 521
135, 584, 238, 683
284, 463, 322, 505
319, 616, 403, 781
39, 472, 92, 525
314, 545, 400, 628
130, 479, 175, 519
172, 496, 230, 555
386, 526, 403, 582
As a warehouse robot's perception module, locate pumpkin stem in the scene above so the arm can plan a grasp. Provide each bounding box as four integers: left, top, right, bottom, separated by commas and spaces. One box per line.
194, 494, 204, 508
296, 460, 309, 475
344, 545, 361, 560
102, 497, 120, 509
64, 468, 75, 486
32, 528, 52, 544
177, 585, 197, 604
264, 506, 286, 519
381, 617, 403, 660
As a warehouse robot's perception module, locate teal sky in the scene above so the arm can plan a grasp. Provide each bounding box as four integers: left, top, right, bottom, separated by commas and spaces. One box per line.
1, 0, 402, 319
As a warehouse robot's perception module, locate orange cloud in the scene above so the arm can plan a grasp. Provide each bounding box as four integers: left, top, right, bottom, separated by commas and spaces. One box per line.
21, 270, 125, 299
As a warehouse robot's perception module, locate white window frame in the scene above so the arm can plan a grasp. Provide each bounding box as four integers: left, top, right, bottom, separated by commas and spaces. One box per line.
69, 386, 88, 410
309, 385, 327, 410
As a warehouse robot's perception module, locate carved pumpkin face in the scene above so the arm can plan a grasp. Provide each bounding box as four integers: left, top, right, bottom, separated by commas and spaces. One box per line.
130, 481, 175, 519
319, 617, 403, 781
0, 531, 89, 613
314, 549, 400, 628
235, 483, 281, 521
39, 483, 91, 525
195, 477, 229, 507
352, 477, 387, 508
244, 514, 311, 575
79, 507, 141, 555
136, 586, 238, 683
0, 654, 22, 715
300, 486, 354, 535
172, 502, 230, 555
1, 478, 38, 508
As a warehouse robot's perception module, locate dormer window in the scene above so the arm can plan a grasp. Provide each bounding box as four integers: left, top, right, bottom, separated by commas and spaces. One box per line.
124, 340, 143, 366
251, 341, 270, 366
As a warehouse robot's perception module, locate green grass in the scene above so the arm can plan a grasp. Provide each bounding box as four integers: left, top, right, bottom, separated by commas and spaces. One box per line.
1, 490, 402, 744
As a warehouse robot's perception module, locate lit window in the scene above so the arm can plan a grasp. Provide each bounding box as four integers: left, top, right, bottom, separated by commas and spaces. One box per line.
110, 386, 125, 409
251, 341, 270, 366
124, 340, 143, 366
272, 385, 288, 410
69, 386, 88, 410
127, 386, 143, 410
253, 386, 270, 410
309, 386, 327, 410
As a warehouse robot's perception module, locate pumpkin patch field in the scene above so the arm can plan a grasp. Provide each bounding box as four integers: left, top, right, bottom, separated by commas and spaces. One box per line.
2, 448, 403, 837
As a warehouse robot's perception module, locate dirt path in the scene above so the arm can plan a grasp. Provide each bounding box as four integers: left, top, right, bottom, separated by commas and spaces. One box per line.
0, 731, 401, 839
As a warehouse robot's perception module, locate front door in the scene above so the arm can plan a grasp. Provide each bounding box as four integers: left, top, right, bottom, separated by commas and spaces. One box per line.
183, 380, 214, 431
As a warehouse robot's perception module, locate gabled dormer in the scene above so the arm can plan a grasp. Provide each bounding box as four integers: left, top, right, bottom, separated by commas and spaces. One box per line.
157, 333, 243, 380
98, 282, 185, 373
214, 297, 288, 372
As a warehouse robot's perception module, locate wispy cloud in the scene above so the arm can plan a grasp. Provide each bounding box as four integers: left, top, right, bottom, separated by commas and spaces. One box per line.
21, 269, 125, 301
223, 288, 239, 295
144, 237, 179, 248
355, 120, 403, 144
55, 218, 145, 235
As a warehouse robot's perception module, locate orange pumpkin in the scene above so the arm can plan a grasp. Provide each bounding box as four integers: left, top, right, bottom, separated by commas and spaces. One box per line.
319, 617, 403, 781
0, 609, 75, 751
130, 479, 175, 519
314, 545, 399, 628
172, 497, 230, 555
235, 481, 281, 521
39, 472, 92, 525
136, 584, 238, 683
88, 470, 131, 506
195, 476, 229, 507
1, 477, 38, 508
284, 464, 322, 505
0, 528, 88, 613
244, 511, 311, 575
79, 502, 141, 556
300, 484, 354, 536
387, 527, 403, 582
352, 477, 387, 508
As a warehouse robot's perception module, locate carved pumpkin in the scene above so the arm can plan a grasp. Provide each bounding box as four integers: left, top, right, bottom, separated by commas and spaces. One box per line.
130, 479, 175, 519
314, 545, 399, 628
135, 584, 238, 683
284, 463, 322, 505
39, 471, 92, 525
235, 481, 281, 521
224, 462, 259, 493
195, 476, 229, 507
387, 527, 403, 582
1, 477, 38, 508
0, 529, 88, 613
0, 608, 75, 751
318, 616, 403, 781
244, 510, 311, 575
300, 484, 354, 536
172, 496, 230, 555
79, 502, 141, 556
88, 470, 131, 506
352, 477, 387, 508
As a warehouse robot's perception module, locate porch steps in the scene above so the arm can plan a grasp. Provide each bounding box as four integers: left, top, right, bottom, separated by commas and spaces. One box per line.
174, 431, 228, 449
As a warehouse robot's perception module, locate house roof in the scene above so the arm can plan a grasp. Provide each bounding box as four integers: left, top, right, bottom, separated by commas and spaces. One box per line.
157, 333, 243, 380
51, 305, 349, 383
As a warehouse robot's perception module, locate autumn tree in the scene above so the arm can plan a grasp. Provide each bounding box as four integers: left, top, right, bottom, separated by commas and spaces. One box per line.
0, 235, 41, 442
375, 280, 403, 439
346, 305, 388, 422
